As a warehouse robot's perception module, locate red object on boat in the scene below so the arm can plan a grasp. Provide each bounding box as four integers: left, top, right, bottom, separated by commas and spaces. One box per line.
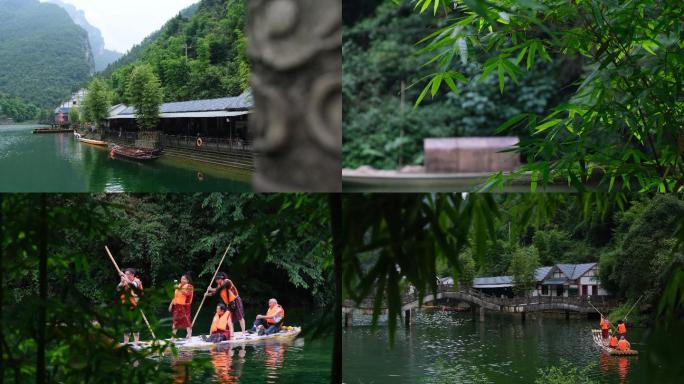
109, 145, 162, 161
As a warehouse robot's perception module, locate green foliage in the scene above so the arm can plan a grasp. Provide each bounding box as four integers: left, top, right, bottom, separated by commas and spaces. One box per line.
342, 0, 572, 169
413, 0, 684, 191
0, 93, 41, 122
82, 78, 112, 129
2, 193, 333, 382
103, 0, 248, 103
126, 65, 163, 131
68, 106, 80, 125
0, 0, 93, 107
342, 193, 682, 339
508, 245, 540, 296
534, 360, 598, 384
599, 195, 684, 306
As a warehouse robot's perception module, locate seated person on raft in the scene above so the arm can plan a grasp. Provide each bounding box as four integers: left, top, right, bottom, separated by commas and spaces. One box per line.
609, 334, 619, 349
203, 303, 233, 343
617, 335, 631, 352
249, 298, 285, 336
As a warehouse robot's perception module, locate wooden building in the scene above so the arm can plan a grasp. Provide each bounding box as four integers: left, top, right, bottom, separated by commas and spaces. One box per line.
106, 90, 252, 143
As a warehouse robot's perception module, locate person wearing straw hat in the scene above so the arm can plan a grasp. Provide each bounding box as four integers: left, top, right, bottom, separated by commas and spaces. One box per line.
117, 267, 143, 347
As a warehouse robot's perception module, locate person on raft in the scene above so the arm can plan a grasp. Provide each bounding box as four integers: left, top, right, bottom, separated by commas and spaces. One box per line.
599, 315, 611, 340
204, 272, 246, 338
117, 267, 143, 347
617, 335, 631, 352
608, 333, 619, 349
249, 298, 285, 336
202, 303, 233, 343
168, 273, 194, 340
617, 319, 627, 339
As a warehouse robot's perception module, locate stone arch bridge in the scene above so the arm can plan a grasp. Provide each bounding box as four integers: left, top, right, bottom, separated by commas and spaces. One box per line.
343, 284, 617, 326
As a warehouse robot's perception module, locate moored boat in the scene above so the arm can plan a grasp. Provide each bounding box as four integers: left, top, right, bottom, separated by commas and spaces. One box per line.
130, 326, 301, 352
78, 137, 108, 146
609, 348, 638, 356
109, 144, 163, 161
33, 128, 73, 134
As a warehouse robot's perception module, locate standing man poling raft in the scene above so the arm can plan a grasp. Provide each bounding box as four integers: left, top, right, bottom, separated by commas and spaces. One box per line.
204, 272, 246, 338
117, 267, 143, 347
617, 320, 627, 339
249, 298, 285, 335
169, 273, 194, 340
600, 315, 611, 341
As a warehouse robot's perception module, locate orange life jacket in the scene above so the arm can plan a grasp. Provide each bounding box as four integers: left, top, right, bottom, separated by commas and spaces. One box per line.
219, 280, 239, 304
210, 311, 231, 333
173, 283, 193, 305
120, 277, 143, 307
609, 336, 618, 348
617, 323, 626, 334
600, 319, 609, 330
266, 304, 284, 325
617, 339, 630, 351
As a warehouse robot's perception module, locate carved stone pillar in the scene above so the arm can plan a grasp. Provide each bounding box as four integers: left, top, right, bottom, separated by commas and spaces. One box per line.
248, 0, 342, 192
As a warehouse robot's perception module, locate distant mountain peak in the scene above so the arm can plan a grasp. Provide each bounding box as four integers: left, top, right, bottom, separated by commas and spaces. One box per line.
44, 0, 123, 71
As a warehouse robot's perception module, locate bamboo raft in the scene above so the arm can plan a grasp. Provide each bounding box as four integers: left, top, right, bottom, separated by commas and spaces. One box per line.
591, 329, 638, 356
130, 326, 301, 352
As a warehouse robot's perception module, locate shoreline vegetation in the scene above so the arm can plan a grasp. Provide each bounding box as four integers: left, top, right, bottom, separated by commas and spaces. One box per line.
2, 194, 334, 382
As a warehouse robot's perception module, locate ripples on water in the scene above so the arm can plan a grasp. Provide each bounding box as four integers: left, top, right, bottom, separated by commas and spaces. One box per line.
343, 310, 646, 384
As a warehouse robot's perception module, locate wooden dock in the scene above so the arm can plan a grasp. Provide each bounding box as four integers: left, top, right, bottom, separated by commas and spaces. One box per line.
33, 128, 74, 134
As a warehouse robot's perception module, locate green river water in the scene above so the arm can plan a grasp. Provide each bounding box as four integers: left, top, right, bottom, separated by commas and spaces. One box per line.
0, 125, 251, 192
343, 310, 673, 384
150, 308, 332, 383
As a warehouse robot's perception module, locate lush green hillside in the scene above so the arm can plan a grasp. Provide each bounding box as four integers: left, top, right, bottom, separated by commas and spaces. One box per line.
343, 0, 578, 169
0, 0, 94, 107
0, 93, 42, 122
102, 0, 248, 103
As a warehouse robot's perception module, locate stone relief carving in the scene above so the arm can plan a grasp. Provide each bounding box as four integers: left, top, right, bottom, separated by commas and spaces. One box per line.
248, 0, 342, 192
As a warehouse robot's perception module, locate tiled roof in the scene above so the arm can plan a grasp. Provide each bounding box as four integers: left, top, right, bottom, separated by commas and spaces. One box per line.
473, 275, 514, 288
556, 262, 597, 279
119, 89, 252, 116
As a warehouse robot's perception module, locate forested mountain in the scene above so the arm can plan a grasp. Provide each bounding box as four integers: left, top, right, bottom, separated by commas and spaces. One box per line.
343, 0, 580, 169
0, 0, 94, 107
102, 0, 248, 103
44, 0, 123, 71
0, 92, 41, 122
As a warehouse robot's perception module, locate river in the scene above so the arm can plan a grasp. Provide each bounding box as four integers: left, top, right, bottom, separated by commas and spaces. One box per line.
0, 125, 251, 192
153, 308, 332, 383
342, 310, 664, 384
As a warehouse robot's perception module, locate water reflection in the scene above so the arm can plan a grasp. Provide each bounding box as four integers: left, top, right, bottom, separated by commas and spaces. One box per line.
598, 352, 634, 384
171, 351, 194, 384
170, 340, 294, 384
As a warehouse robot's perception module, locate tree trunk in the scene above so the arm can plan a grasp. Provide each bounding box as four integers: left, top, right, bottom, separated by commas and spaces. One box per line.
37, 194, 47, 384
330, 195, 342, 383
248, 0, 342, 191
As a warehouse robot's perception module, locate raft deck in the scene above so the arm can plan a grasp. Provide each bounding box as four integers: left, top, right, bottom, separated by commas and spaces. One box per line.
133, 326, 301, 352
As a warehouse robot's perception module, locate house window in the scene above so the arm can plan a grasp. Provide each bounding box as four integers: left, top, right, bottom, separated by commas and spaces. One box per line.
568, 287, 578, 297
582, 285, 588, 296
541, 285, 548, 295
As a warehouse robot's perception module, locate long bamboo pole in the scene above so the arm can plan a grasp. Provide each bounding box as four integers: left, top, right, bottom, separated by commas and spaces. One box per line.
105, 246, 157, 340
587, 298, 617, 332
623, 295, 643, 321
191, 243, 232, 327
